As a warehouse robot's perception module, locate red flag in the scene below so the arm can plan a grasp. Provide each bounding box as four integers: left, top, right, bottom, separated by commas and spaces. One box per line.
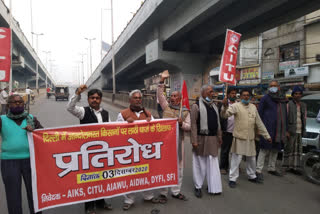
219, 29, 241, 85
0, 27, 11, 82
181, 80, 190, 110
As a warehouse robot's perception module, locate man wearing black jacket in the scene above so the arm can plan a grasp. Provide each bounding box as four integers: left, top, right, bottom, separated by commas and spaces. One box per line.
67, 85, 111, 214
219, 88, 237, 174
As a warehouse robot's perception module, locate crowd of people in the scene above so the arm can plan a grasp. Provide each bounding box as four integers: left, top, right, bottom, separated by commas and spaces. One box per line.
0, 71, 314, 214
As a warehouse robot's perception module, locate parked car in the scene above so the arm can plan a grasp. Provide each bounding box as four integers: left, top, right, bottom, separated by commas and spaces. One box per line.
301, 94, 320, 152
55, 85, 69, 101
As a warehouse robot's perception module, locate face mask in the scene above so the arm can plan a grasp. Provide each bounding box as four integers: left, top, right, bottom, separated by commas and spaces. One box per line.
229, 97, 236, 102
10, 106, 24, 114
269, 87, 278, 93
241, 99, 250, 105
205, 97, 212, 102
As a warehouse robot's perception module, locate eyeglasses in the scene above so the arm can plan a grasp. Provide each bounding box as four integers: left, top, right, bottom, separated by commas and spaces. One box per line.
9, 101, 24, 104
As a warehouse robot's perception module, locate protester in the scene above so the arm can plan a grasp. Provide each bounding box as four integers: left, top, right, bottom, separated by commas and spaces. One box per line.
282, 86, 306, 174
256, 80, 288, 180
191, 85, 222, 198
221, 89, 271, 188
219, 88, 237, 175
67, 85, 112, 214
116, 89, 160, 210
0, 94, 43, 214
0, 86, 8, 115
157, 71, 190, 202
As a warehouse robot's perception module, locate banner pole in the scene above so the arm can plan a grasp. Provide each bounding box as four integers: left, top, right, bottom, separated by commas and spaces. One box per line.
8, 0, 13, 92
224, 83, 229, 99
179, 93, 183, 118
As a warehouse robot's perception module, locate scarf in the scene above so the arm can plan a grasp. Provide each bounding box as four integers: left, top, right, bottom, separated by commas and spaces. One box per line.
268, 91, 287, 103
169, 103, 189, 112
199, 97, 215, 135
268, 92, 288, 142
6, 110, 35, 129
129, 105, 149, 118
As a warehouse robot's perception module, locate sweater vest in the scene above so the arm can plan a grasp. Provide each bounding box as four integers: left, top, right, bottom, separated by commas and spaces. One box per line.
80, 107, 109, 124
163, 105, 189, 121
0, 114, 33, 159
120, 108, 151, 121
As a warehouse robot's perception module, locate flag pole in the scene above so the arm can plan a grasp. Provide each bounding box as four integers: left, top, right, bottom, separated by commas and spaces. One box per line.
179, 93, 183, 118
224, 83, 229, 99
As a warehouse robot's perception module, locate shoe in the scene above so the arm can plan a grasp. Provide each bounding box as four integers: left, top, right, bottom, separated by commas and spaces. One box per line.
228, 181, 236, 188
220, 169, 227, 175
268, 170, 282, 177
104, 203, 113, 210
256, 172, 264, 182
248, 178, 263, 184
122, 203, 133, 211
172, 193, 188, 201
194, 188, 202, 198
291, 169, 303, 175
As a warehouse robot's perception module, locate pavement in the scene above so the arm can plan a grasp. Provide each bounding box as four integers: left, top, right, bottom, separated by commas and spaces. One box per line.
0, 92, 319, 214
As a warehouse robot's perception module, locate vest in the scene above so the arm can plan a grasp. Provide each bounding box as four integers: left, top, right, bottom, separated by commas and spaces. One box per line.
0, 114, 34, 159
287, 100, 306, 135
195, 101, 218, 136
120, 108, 151, 121
80, 106, 109, 124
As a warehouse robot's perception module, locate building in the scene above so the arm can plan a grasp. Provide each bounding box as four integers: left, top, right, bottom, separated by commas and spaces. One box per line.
304, 10, 320, 90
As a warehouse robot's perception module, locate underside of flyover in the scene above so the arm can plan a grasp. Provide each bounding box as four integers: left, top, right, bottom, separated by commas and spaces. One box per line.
163, 0, 320, 54
101, 53, 188, 92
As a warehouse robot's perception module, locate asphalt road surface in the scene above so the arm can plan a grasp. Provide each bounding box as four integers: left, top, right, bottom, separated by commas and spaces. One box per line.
0, 93, 319, 214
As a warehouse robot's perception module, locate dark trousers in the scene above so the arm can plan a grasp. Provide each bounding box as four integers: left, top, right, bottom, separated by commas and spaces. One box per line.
1, 159, 41, 214
220, 132, 233, 170
85, 199, 105, 211
1, 104, 7, 115
157, 103, 163, 118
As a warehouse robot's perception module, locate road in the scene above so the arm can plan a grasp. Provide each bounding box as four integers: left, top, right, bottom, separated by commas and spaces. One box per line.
0, 93, 319, 214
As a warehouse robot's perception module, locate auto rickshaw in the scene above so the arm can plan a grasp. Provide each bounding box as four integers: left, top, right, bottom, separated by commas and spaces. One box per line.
55, 85, 69, 101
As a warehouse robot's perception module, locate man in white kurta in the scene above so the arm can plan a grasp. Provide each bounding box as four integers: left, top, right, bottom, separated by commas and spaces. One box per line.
221, 89, 271, 188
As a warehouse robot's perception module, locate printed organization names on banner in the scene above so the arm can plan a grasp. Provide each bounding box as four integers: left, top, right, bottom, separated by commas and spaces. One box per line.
0, 27, 11, 82
28, 119, 178, 211
219, 29, 242, 85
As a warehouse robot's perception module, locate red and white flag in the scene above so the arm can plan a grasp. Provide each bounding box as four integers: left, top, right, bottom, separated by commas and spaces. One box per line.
219, 29, 241, 85
0, 27, 11, 82
181, 80, 190, 110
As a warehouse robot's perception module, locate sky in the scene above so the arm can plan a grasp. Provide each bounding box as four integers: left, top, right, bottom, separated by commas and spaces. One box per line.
3, 0, 144, 84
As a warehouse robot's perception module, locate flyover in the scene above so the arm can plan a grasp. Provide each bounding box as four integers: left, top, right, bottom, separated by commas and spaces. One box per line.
0, 0, 55, 89
87, 0, 320, 99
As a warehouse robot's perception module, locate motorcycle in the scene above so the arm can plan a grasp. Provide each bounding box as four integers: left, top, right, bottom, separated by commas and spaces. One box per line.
302, 149, 320, 185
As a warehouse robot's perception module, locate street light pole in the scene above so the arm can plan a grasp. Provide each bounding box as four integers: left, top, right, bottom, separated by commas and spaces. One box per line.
84, 37, 95, 75
31, 32, 43, 92
43, 51, 51, 88
111, 0, 116, 102
30, 0, 34, 46
79, 53, 86, 84
32, 32, 44, 53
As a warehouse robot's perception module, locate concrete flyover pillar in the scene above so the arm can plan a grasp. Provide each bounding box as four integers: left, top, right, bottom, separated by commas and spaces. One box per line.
146, 39, 207, 100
